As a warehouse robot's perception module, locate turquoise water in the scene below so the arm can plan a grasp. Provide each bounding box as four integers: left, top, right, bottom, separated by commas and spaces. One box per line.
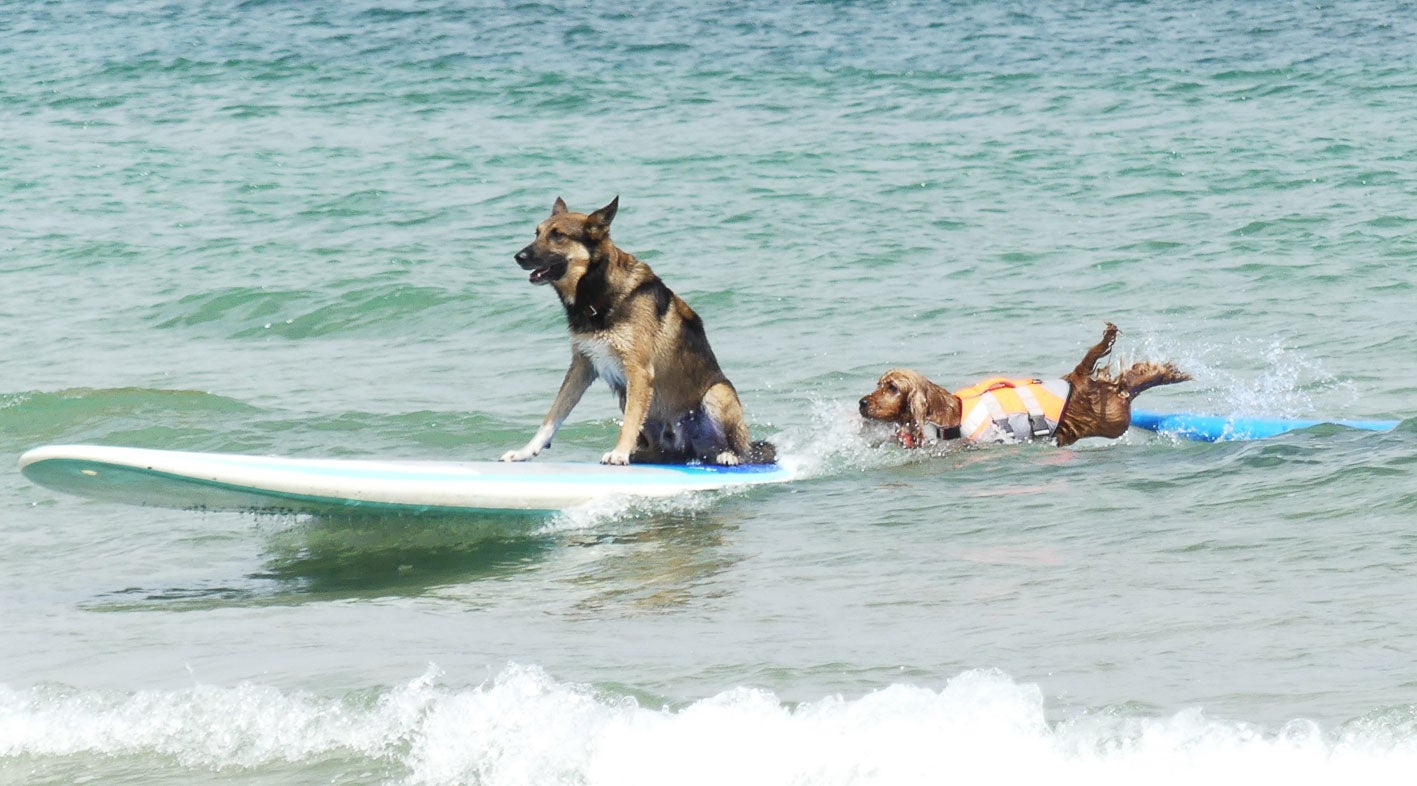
5, 2, 1417, 782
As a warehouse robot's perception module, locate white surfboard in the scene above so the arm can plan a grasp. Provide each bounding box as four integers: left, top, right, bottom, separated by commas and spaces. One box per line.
19, 444, 793, 515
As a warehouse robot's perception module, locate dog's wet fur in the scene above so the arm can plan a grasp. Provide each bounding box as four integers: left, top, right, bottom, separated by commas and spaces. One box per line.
503, 196, 774, 466
859, 323, 1190, 447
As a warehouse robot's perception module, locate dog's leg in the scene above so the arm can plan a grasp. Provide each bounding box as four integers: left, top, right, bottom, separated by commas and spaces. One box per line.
1118, 361, 1192, 398
501, 354, 596, 461
1067, 322, 1120, 381
603, 362, 653, 465
698, 382, 752, 465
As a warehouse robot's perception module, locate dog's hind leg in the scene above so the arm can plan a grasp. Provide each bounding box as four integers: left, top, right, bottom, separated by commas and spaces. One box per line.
1067, 322, 1120, 382
697, 382, 753, 465
1118, 361, 1192, 398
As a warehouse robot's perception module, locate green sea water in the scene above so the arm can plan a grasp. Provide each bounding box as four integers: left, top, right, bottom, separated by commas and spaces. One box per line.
4, 2, 1417, 783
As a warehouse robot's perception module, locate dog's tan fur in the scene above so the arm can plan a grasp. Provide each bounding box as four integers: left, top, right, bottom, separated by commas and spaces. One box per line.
503, 196, 773, 466
859, 323, 1190, 447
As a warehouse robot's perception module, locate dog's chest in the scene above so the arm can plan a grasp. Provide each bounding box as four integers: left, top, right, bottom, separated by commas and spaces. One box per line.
572, 334, 628, 389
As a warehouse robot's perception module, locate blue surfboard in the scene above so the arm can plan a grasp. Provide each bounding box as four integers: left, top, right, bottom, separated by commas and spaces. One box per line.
19, 444, 793, 515
1130, 410, 1401, 442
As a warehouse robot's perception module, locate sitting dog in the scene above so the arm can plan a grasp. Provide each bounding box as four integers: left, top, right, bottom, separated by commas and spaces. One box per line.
502, 196, 774, 466
859, 323, 1190, 447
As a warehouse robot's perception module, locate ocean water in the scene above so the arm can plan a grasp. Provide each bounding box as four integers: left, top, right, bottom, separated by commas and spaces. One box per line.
4, 0, 1417, 783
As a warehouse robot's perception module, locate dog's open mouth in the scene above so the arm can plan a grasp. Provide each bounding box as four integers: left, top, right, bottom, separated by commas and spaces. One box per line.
528, 262, 565, 285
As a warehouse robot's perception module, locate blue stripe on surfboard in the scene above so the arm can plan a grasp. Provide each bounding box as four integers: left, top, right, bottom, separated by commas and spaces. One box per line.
1131, 410, 1401, 442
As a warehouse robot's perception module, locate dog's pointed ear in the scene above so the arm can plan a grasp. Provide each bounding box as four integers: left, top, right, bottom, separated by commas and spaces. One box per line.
584, 196, 619, 241
551, 196, 569, 216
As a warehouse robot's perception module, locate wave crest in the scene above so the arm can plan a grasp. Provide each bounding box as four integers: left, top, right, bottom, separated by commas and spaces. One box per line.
7, 666, 1417, 784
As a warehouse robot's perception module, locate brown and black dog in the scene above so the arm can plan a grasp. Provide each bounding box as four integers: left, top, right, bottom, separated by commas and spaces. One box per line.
859, 323, 1190, 447
503, 196, 774, 466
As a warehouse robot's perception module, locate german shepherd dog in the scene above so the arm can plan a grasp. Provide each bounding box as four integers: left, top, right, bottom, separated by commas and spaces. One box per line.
503, 196, 775, 466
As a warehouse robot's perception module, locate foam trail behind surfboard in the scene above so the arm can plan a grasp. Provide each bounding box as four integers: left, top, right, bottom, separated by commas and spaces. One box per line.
1130, 410, 1401, 442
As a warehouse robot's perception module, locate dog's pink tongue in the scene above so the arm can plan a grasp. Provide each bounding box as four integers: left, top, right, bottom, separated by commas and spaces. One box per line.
529, 267, 551, 284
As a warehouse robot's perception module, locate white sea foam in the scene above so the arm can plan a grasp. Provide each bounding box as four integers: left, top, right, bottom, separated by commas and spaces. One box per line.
5, 666, 1417, 785
539, 487, 723, 535
536, 399, 904, 534
1135, 332, 1357, 419
771, 398, 920, 479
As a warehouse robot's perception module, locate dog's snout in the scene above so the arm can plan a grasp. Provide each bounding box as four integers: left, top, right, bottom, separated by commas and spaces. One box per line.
514, 247, 531, 264
858, 396, 870, 415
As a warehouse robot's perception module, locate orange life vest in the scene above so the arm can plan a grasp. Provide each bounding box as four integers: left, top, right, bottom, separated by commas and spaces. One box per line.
940, 377, 1070, 444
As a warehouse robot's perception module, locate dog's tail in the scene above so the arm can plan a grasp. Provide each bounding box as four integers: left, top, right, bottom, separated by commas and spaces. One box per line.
745, 440, 778, 465
1119, 361, 1191, 399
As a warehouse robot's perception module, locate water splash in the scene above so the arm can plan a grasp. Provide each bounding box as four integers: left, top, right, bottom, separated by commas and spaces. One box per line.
6, 666, 1417, 785
539, 489, 722, 536
769, 398, 919, 479
1134, 332, 1357, 419
534, 400, 913, 534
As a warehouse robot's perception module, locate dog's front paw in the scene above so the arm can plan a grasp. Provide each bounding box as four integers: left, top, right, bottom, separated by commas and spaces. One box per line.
501, 447, 538, 462
600, 449, 631, 466
713, 451, 741, 466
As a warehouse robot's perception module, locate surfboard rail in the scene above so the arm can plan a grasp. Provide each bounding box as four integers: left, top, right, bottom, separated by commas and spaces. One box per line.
1130, 410, 1401, 442
18, 445, 792, 514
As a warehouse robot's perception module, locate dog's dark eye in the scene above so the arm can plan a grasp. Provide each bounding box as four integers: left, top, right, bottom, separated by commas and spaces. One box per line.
548, 229, 565, 241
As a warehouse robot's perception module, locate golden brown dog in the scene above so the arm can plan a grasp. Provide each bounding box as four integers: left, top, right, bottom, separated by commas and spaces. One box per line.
502, 196, 774, 466
859, 323, 1190, 447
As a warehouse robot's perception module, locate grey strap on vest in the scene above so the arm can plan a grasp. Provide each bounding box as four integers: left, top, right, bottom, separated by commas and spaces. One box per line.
1013, 382, 1053, 439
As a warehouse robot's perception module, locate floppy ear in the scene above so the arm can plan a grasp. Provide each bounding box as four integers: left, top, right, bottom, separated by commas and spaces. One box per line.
906, 378, 931, 434
584, 196, 619, 241
551, 196, 569, 216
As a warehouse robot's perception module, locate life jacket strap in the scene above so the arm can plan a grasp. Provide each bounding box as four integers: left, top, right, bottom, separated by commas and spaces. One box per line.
1011, 382, 1053, 438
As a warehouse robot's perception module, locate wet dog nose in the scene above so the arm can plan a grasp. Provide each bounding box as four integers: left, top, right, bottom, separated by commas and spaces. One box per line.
858, 397, 869, 414
514, 248, 530, 264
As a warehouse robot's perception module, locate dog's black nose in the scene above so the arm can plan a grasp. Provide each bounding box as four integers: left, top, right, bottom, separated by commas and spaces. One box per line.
858, 397, 869, 415
514, 248, 530, 264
